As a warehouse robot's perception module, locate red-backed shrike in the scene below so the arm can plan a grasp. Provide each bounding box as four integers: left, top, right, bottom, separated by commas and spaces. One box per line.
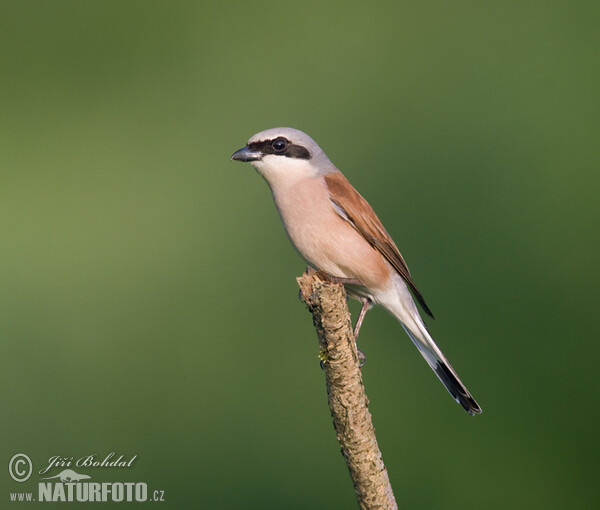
231, 127, 481, 415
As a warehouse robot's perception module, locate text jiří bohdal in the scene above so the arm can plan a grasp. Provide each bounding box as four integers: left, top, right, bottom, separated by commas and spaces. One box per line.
39, 453, 137, 475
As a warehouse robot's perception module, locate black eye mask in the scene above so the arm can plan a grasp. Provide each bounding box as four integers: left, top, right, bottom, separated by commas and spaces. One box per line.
247, 138, 311, 160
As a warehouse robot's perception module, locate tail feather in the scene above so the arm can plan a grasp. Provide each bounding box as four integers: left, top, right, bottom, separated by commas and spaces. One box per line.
377, 276, 481, 415
400, 323, 482, 415
433, 358, 482, 415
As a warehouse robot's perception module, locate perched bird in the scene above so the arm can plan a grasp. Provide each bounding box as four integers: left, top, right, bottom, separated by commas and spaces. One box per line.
231, 127, 481, 415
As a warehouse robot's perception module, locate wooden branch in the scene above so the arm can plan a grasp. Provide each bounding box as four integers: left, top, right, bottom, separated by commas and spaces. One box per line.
297, 267, 397, 510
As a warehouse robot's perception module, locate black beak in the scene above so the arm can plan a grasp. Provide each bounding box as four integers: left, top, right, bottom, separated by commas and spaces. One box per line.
230, 146, 262, 162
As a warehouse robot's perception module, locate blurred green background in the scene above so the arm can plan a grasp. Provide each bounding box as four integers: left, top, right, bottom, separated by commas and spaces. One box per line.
1, 1, 599, 508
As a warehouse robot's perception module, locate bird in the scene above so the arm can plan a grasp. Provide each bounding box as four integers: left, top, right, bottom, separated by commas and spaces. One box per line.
231, 127, 481, 415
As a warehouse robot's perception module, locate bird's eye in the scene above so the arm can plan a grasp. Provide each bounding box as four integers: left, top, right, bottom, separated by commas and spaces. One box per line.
272, 137, 288, 152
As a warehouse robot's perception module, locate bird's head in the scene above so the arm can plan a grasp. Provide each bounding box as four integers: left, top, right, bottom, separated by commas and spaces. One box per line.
230, 127, 336, 186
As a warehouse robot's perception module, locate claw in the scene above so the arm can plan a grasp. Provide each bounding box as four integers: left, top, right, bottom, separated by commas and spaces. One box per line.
357, 348, 366, 368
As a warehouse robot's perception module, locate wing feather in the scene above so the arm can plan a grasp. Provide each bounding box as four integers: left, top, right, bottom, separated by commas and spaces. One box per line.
324, 172, 434, 318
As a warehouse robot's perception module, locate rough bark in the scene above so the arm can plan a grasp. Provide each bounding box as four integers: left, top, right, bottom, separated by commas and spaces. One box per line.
297, 267, 397, 510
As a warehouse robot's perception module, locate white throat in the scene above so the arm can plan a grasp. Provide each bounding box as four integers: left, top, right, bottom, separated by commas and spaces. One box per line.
251, 155, 319, 189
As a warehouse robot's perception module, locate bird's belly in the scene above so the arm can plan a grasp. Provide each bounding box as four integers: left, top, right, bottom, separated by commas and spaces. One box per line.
271, 178, 391, 290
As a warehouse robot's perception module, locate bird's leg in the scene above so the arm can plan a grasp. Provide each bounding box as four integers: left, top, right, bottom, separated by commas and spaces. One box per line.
314, 270, 364, 286
353, 297, 372, 367
353, 298, 371, 339
329, 276, 364, 286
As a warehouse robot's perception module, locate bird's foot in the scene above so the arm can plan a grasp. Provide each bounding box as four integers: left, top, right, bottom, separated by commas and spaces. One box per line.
356, 347, 366, 368
313, 269, 364, 286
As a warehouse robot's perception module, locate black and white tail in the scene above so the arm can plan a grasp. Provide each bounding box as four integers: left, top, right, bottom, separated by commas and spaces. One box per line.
400, 323, 481, 415
379, 277, 482, 415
